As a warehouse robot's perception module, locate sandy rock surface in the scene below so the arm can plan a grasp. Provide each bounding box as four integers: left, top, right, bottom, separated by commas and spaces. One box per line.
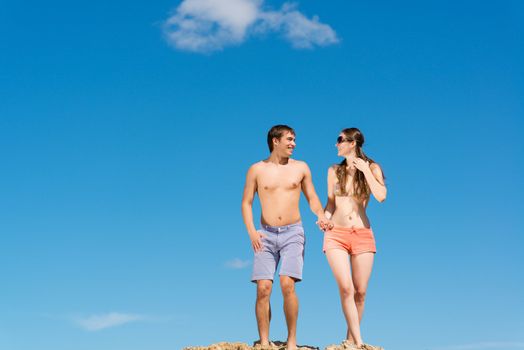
183, 341, 319, 350
183, 341, 383, 350
325, 340, 384, 350
183, 342, 251, 350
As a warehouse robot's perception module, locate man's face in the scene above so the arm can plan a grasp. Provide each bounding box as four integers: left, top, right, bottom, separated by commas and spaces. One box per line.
274, 131, 296, 156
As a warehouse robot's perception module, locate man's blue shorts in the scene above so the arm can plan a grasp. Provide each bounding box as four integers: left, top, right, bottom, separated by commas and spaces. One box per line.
251, 222, 305, 283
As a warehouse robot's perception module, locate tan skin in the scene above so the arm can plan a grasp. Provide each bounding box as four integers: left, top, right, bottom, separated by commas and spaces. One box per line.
323, 134, 386, 347
242, 131, 331, 350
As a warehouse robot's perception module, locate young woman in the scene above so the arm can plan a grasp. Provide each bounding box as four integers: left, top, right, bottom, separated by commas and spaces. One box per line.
323, 127, 386, 349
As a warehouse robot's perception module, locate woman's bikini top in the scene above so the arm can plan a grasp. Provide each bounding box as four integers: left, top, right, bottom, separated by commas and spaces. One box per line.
334, 182, 353, 197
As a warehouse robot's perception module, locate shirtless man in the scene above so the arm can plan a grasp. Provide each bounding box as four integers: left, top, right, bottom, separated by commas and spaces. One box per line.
241, 125, 332, 350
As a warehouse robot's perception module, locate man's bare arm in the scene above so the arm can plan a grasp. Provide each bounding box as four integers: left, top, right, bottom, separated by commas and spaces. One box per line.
301, 162, 332, 229
241, 165, 265, 252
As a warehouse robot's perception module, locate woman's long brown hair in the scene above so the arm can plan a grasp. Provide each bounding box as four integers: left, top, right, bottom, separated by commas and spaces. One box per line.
335, 128, 381, 200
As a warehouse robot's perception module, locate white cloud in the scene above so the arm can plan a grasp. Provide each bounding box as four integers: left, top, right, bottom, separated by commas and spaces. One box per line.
257, 3, 338, 49
73, 312, 145, 331
224, 258, 251, 269
432, 342, 524, 350
163, 0, 338, 53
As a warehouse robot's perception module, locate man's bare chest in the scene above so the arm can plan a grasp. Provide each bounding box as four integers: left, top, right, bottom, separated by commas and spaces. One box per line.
257, 169, 303, 192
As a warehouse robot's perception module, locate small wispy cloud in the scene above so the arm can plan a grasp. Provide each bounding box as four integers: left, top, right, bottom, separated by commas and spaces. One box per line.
224, 258, 251, 269
72, 312, 146, 331
162, 0, 338, 53
432, 342, 524, 350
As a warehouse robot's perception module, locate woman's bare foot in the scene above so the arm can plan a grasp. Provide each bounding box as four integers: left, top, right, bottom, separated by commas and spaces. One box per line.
358, 343, 384, 350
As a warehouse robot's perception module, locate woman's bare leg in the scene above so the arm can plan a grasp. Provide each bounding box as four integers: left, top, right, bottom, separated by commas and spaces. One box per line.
326, 249, 363, 346
345, 252, 374, 344
351, 252, 375, 322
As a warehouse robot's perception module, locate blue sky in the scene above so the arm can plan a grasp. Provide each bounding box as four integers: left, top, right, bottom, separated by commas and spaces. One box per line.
1, 1, 523, 349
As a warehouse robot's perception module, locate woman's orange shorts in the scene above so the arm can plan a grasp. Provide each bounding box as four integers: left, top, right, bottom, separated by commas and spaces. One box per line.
323, 226, 377, 255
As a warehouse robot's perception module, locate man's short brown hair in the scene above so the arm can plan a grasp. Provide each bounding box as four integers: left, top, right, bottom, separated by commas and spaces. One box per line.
267, 125, 295, 152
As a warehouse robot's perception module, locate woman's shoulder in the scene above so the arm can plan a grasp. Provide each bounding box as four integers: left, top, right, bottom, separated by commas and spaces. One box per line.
369, 162, 385, 182
328, 164, 339, 173
369, 162, 383, 172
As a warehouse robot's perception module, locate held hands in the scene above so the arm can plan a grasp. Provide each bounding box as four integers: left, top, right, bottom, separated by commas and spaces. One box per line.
316, 215, 334, 232
249, 230, 266, 252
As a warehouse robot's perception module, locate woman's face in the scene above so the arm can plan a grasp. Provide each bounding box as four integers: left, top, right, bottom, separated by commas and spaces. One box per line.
336, 133, 355, 157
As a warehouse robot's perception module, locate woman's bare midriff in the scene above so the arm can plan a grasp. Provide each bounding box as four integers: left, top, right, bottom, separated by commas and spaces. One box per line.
331, 196, 371, 228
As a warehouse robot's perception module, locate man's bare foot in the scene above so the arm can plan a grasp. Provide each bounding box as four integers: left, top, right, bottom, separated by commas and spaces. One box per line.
253, 340, 274, 349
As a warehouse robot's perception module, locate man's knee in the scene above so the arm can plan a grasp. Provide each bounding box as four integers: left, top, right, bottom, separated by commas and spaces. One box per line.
280, 276, 296, 297
257, 281, 273, 300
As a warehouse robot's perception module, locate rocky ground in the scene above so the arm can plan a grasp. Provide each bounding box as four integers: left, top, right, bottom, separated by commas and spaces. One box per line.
183, 340, 383, 350
183, 341, 317, 350
325, 340, 384, 350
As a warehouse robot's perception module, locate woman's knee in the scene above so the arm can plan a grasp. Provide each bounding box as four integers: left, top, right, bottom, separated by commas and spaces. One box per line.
339, 285, 355, 299
354, 289, 366, 304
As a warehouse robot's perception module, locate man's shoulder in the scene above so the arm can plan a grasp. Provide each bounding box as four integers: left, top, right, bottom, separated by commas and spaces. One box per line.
289, 159, 308, 167
248, 160, 273, 173
251, 159, 308, 170
248, 161, 264, 171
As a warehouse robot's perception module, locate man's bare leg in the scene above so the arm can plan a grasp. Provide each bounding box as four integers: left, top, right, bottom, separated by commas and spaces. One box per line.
256, 280, 273, 346
280, 275, 298, 350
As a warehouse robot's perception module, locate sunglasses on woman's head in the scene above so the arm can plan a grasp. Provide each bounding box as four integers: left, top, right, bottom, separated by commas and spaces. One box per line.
337, 136, 353, 144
